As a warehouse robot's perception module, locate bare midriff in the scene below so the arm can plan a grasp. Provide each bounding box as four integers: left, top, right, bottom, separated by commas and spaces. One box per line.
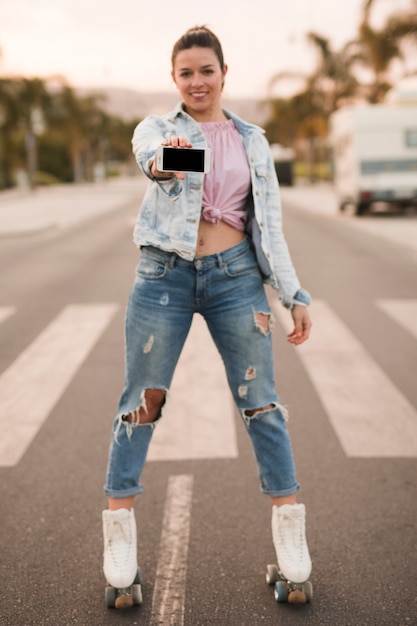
195, 219, 245, 257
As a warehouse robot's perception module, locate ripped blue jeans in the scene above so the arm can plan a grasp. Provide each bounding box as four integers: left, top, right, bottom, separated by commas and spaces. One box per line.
104, 238, 300, 498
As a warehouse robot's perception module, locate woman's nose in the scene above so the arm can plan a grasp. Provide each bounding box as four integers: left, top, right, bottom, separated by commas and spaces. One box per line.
191, 73, 203, 86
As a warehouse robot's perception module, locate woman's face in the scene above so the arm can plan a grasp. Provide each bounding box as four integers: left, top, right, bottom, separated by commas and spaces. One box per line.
172, 46, 227, 120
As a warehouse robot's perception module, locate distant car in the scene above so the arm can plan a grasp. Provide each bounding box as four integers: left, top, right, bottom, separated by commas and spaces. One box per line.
270, 144, 295, 187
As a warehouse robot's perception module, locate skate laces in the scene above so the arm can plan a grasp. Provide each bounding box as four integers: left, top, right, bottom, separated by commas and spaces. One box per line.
281, 508, 304, 548
104, 515, 133, 557
275, 506, 306, 554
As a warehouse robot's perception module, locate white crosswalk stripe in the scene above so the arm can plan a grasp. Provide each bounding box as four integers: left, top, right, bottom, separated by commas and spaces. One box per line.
376, 299, 417, 341
148, 313, 238, 461
271, 299, 417, 458
0, 307, 15, 325
0, 299, 416, 466
0, 304, 118, 467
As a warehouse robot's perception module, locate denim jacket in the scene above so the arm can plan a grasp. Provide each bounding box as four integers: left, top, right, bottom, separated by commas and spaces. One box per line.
131, 102, 310, 308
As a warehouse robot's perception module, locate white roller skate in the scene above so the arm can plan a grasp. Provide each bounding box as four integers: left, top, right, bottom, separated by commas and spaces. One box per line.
266, 503, 313, 604
102, 508, 142, 609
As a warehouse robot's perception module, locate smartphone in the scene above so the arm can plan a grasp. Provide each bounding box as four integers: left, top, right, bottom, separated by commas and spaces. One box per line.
155, 146, 212, 173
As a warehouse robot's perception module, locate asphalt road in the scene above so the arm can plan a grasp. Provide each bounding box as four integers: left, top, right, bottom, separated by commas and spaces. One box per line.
0, 182, 416, 626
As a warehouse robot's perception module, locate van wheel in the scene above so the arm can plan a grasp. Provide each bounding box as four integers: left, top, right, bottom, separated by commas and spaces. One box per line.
356, 202, 368, 216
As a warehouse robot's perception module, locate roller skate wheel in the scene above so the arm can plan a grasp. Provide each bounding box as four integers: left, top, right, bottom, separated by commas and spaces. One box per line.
274, 581, 289, 603
132, 583, 143, 605
266, 564, 279, 585
105, 586, 116, 608
134, 567, 142, 585
303, 580, 313, 602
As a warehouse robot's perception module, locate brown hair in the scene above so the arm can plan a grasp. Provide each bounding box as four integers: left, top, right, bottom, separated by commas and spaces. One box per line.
171, 25, 225, 71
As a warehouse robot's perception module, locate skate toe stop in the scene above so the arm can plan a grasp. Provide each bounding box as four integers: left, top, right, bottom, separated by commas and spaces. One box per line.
288, 589, 308, 604
114, 594, 134, 609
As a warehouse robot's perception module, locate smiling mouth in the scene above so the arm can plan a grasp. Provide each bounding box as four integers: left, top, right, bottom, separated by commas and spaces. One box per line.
190, 92, 207, 98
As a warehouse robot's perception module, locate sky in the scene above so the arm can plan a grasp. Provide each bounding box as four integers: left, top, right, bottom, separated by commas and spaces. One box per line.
0, 0, 412, 100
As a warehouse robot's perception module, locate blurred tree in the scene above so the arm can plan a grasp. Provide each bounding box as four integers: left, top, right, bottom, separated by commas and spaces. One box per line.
19, 79, 50, 188
0, 75, 140, 189
0, 79, 21, 188
266, 34, 361, 179
0, 78, 51, 188
104, 116, 139, 172
264, 0, 417, 180
48, 85, 138, 183
266, 34, 362, 145
304, 34, 364, 113
48, 86, 97, 182
356, 0, 417, 102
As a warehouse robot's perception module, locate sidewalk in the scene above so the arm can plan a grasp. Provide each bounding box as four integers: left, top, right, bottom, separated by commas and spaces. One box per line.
1, 178, 416, 255
281, 182, 339, 218
0, 176, 146, 237
281, 183, 417, 255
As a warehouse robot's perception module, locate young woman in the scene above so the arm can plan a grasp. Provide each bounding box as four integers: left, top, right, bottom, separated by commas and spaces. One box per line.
102, 25, 312, 604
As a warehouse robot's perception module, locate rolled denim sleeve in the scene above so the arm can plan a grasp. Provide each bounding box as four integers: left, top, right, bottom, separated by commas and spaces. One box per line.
132, 118, 182, 198
285, 288, 312, 309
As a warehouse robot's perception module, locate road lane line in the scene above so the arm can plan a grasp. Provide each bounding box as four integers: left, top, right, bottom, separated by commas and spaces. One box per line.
376, 299, 417, 341
0, 307, 15, 325
147, 314, 238, 461
0, 304, 118, 467
272, 299, 417, 457
150, 474, 194, 626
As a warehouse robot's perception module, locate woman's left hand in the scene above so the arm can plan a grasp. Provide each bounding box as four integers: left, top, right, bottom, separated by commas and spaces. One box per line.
287, 305, 312, 345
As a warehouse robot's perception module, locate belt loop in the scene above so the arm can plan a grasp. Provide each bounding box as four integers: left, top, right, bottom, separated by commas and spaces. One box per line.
169, 253, 177, 269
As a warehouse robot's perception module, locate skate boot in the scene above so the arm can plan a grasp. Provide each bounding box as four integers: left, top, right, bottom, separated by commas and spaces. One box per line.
102, 508, 142, 609
266, 503, 313, 604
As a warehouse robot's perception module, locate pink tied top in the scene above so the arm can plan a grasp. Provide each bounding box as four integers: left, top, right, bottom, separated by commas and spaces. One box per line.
199, 120, 251, 231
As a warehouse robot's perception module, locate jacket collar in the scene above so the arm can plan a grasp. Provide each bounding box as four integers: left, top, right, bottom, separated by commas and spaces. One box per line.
166, 101, 264, 137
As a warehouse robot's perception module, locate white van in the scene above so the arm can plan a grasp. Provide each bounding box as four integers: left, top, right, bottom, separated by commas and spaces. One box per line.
330, 104, 417, 214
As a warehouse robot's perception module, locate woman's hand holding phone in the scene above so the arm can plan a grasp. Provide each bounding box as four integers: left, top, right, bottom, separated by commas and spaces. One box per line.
151, 136, 193, 180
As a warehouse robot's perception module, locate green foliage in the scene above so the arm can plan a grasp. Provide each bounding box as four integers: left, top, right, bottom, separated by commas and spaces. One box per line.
294, 161, 332, 182
1, 0, 416, 190
37, 133, 73, 183
35, 171, 62, 186
0, 77, 141, 190
265, 0, 417, 156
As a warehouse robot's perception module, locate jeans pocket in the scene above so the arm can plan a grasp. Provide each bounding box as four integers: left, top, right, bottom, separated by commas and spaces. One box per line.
224, 249, 259, 278
136, 254, 168, 280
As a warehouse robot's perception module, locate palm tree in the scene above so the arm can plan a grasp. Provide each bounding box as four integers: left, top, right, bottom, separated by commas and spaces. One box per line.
356, 0, 417, 102
0, 78, 49, 189
268, 32, 363, 116
48, 86, 107, 183
303, 33, 365, 113
266, 34, 362, 179
19, 79, 50, 188
0, 79, 21, 188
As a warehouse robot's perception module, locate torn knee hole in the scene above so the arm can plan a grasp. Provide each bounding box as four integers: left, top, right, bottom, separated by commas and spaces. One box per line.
254, 311, 271, 335
244, 403, 275, 418
123, 388, 166, 424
